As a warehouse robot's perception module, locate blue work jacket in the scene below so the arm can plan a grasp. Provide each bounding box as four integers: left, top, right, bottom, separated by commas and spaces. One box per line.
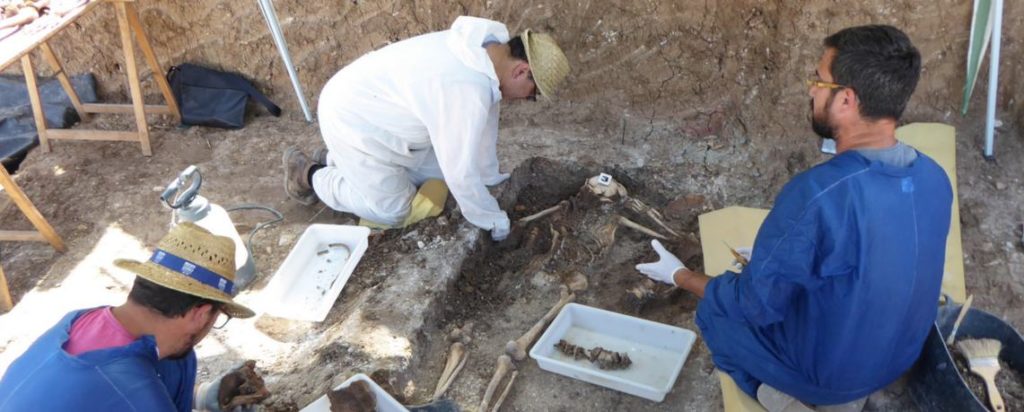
697, 150, 952, 405
0, 308, 196, 412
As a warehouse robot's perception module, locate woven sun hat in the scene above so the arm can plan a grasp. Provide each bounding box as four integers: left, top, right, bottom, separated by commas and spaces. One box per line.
522, 29, 570, 99
115, 222, 255, 318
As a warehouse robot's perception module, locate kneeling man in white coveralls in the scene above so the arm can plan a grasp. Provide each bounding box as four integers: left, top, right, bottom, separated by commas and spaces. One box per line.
283, 16, 570, 241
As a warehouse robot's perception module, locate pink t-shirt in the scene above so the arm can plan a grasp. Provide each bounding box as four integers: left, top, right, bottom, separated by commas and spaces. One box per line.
64, 307, 138, 356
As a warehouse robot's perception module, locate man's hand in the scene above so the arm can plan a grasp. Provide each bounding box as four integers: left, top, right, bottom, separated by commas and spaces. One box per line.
491, 220, 510, 242
731, 246, 753, 271
195, 360, 270, 412
635, 240, 686, 286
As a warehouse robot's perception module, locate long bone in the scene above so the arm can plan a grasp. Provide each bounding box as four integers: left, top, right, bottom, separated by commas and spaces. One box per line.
478, 354, 515, 412
505, 286, 575, 361
432, 323, 472, 399
490, 371, 519, 412
617, 216, 668, 240
516, 201, 568, 225
625, 197, 681, 238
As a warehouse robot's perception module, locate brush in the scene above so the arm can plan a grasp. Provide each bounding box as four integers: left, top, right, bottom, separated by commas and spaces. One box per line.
956, 338, 1005, 412
946, 294, 975, 346
723, 241, 749, 267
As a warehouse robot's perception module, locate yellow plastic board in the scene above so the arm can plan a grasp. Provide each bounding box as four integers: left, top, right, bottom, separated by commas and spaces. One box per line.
697, 123, 964, 411
896, 123, 966, 302
698, 206, 770, 412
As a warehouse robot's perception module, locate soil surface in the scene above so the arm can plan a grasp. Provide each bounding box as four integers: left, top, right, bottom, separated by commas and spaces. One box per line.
1, 1, 1023, 411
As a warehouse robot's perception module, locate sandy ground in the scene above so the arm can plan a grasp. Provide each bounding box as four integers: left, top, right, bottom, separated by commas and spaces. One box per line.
1, 0, 1023, 410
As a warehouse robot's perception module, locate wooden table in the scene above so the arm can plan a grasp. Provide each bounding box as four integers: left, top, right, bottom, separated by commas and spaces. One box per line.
0, 0, 179, 310
1, 0, 181, 156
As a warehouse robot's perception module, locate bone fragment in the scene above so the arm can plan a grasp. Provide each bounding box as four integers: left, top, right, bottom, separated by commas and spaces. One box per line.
505, 286, 576, 361
479, 354, 514, 412
617, 216, 668, 240
592, 218, 620, 249
448, 322, 474, 344
491, 370, 519, 412
565, 271, 588, 292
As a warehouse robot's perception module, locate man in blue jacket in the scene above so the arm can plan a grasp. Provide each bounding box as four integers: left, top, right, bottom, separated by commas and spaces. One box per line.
637, 25, 952, 411
0, 222, 267, 411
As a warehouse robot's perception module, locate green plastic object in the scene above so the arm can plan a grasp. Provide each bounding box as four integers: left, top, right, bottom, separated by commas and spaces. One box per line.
962, 0, 994, 115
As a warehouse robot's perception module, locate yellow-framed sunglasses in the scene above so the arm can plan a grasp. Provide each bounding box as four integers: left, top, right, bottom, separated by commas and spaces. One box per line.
805, 79, 848, 90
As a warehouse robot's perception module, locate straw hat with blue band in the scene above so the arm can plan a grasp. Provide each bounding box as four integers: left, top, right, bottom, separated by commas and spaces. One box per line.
521, 29, 570, 99
115, 222, 255, 319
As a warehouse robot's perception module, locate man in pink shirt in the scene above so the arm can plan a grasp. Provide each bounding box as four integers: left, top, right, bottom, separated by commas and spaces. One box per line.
0, 222, 269, 411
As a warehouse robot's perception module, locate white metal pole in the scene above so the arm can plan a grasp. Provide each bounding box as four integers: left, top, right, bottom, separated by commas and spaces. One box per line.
258, 0, 313, 122
983, 0, 1003, 158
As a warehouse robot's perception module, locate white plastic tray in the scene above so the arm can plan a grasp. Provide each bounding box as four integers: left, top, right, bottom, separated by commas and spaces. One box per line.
261, 224, 370, 321
529, 303, 696, 402
299, 373, 408, 412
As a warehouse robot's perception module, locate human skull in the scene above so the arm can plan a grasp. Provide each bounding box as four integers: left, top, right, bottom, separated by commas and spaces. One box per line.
584, 173, 628, 200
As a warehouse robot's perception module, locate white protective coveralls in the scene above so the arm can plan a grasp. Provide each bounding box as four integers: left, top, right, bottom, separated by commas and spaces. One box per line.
313, 16, 511, 239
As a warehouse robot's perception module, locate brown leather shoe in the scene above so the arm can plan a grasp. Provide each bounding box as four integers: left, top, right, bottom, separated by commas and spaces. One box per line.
282, 146, 317, 205
312, 147, 328, 165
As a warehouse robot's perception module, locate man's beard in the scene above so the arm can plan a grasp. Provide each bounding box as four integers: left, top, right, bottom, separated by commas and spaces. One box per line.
166, 332, 202, 359
810, 96, 836, 140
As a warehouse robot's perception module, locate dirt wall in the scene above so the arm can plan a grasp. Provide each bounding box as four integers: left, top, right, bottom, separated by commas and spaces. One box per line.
5, 0, 1021, 139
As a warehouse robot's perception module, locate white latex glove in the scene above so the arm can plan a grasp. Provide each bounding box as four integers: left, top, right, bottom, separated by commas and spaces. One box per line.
195, 379, 225, 412
195, 362, 264, 412
731, 246, 753, 270
491, 219, 510, 242
635, 239, 687, 286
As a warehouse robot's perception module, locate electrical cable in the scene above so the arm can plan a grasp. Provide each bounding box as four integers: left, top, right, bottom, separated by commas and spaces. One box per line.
225, 204, 284, 255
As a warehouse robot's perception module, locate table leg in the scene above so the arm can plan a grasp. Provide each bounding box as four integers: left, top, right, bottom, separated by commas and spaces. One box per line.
114, 1, 152, 156
125, 2, 180, 123
0, 264, 11, 312
0, 167, 65, 252
39, 42, 90, 122
20, 55, 51, 152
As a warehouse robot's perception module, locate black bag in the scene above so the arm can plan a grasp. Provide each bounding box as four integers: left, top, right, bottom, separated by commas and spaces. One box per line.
167, 64, 281, 129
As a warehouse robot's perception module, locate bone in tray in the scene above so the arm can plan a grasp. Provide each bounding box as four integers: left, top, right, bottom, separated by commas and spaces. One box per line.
308, 243, 351, 303
554, 339, 633, 370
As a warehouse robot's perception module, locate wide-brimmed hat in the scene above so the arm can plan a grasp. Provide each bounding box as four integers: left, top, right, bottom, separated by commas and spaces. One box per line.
115, 222, 255, 318
522, 29, 570, 99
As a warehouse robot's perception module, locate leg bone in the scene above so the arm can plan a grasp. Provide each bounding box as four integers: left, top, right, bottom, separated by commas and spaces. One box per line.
432, 342, 465, 397
432, 347, 469, 400
479, 354, 514, 412
505, 286, 575, 361
490, 370, 519, 412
